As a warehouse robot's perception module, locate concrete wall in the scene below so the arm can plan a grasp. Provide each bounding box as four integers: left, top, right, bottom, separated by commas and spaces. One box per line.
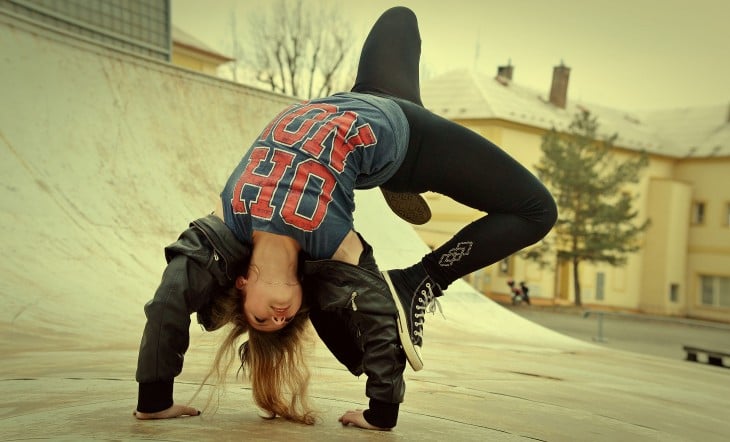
1, 10, 498, 354
0, 11, 294, 348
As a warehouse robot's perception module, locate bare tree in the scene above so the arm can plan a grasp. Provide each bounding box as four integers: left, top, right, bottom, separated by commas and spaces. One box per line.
238, 0, 354, 98
225, 11, 245, 82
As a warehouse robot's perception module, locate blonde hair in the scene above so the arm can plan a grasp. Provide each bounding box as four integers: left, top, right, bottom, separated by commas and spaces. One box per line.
194, 286, 316, 425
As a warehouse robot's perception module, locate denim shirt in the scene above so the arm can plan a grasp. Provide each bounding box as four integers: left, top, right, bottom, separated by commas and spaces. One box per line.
221, 93, 409, 259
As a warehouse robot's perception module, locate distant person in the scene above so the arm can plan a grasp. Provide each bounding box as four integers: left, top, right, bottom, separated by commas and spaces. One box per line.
134, 6, 557, 431
520, 281, 531, 305
508, 279, 521, 304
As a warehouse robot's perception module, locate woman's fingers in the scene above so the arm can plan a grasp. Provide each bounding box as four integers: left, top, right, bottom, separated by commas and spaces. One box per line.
133, 404, 201, 420
176, 405, 201, 417
338, 408, 363, 423
338, 409, 388, 430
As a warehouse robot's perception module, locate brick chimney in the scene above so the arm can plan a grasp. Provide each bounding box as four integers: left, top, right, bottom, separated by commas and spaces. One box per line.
549, 62, 570, 109
497, 63, 513, 81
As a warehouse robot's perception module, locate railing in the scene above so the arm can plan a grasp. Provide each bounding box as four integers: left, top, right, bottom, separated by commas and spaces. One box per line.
582, 310, 609, 342
582, 309, 730, 343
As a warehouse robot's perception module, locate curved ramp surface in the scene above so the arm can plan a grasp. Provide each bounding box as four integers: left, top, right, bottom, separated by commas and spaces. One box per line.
1, 12, 729, 441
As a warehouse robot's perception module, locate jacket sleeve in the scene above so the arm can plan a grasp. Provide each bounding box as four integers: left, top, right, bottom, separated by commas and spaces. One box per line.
136, 216, 250, 413
353, 309, 406, 429
303, 256, 406, 429
136, 253, 217, 412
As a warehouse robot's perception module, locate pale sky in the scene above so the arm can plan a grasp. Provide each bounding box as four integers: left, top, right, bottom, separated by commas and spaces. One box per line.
172, 0, 730, 111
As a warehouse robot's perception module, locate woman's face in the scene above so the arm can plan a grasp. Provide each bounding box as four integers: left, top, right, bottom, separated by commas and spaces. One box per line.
237, 273, 303, 332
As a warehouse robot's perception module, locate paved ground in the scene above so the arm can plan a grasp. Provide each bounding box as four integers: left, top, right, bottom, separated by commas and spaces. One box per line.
507, 305, 730, 362
2, 14, 730, 441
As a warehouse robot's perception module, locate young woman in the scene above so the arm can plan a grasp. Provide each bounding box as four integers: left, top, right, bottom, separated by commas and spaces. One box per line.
134, 6, 557, 431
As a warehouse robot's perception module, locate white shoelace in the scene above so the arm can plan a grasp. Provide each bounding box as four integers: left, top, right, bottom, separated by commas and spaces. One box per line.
413, 282, 444, 339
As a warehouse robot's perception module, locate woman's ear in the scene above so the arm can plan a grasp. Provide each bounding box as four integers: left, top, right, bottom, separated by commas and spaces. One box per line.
236, 275, 247, 289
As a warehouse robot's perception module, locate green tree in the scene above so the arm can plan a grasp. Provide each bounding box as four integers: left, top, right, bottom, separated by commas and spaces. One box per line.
525, 110, 650, 306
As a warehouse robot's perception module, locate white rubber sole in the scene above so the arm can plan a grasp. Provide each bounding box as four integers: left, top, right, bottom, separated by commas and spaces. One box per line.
382, 271, 424, 371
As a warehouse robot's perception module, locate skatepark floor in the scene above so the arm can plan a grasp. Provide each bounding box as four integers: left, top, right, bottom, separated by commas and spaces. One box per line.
2, 11, 730, 441
3, 302, 730, 441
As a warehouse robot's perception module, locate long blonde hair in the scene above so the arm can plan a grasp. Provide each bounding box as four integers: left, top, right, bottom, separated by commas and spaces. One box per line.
195, 285, 315, 425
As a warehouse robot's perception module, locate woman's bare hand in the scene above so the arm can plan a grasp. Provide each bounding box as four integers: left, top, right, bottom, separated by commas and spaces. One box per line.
338, 409, 390, 431
133, 404, 201, 420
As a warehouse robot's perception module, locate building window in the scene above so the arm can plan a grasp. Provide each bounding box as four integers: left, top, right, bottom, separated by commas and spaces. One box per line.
0, 0, 172, 60
498, 257, 511, 276
669, 283, 679, 302
700, 275, 730, 308
691, 201, 705, 225
596, 272, 605, 301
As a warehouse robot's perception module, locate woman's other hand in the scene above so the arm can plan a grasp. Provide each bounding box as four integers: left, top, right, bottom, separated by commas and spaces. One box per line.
133, 404, 201, 420
338, 409, 390, 431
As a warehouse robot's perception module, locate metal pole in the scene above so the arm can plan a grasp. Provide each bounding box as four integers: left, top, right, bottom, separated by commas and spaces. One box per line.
593, 312, 607, 343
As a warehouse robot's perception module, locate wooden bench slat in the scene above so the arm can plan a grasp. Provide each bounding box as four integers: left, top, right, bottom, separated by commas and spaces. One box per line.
683, 345, 729, 368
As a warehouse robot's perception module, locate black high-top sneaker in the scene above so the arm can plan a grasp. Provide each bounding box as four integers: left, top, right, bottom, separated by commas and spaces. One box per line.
382, 264, 443, 371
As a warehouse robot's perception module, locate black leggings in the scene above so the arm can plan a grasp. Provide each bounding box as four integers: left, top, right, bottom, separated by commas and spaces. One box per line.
352, 7, 557, 288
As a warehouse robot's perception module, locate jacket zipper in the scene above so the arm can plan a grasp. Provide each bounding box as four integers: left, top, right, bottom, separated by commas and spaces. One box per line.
349, 291, 358, 311
192, 221, 227, 277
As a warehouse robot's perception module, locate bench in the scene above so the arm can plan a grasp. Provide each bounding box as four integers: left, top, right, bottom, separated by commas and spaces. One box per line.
683, 345, 730, 368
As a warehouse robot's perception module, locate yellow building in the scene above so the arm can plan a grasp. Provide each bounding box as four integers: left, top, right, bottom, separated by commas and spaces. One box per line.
418, 65, 730, 323
171, 26, 233, 76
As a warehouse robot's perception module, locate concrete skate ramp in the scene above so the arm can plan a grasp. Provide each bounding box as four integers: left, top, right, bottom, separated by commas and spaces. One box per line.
1, 12, 729, 441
